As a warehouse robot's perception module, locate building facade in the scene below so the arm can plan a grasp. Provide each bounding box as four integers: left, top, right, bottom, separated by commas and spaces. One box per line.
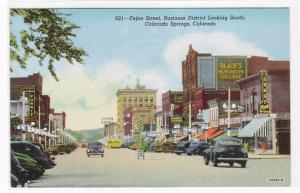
236, 69, 290, 154
162, 90, 183, 134
116, 80, 157, 137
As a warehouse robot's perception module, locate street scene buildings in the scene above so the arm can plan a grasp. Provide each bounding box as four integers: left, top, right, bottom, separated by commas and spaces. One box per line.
8, 8, 291, 188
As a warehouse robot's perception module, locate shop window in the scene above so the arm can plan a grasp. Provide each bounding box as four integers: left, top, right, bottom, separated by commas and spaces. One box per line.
276, 120, 290, 128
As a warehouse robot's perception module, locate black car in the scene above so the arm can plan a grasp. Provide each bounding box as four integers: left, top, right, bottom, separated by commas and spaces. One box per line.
186, 140, 209, 155
203, 137, 248, 168
11, 152, 29, 187
11, 141, 53, 170
86, 142, 104, 157
174, 141, 191, 155
31, 141, 56, 167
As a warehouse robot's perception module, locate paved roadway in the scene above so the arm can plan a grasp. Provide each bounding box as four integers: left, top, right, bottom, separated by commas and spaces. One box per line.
30, 147, 290, 187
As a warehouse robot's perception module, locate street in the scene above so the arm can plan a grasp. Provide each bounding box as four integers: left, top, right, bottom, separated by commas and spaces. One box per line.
29, 147, 290, 187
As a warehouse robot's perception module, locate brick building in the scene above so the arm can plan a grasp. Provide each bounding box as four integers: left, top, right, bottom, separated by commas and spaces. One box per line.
10, 73, 43, 124
236, 69, 290, 154
162, 90, 183, 133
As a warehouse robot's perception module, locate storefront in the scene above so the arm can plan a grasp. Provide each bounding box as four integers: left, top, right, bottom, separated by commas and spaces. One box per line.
238, 115, 274, 153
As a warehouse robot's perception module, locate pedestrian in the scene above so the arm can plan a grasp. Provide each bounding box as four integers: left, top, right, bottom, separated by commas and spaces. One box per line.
243, 142, 249, 153
262, 140, 267, 153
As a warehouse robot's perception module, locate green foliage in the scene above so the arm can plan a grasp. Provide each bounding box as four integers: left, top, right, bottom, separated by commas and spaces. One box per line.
10, 9, 88, 81
67, 128, 104, 143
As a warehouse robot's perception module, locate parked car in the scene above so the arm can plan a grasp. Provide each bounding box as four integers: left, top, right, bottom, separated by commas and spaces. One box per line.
149, 141, 157, 152
203, 137, 248, 168
11, 152, 29, 186
48, 144, 72, 155
67, 143, 78, 152
186, 140, 209, 155
11, 141, 53, 170
155, 141, 164, 152
14, 151, 44, 180
30, 141, 56, 166
162, 141, 177, 153
174, 141, 191, 155
106, 139, 122, 148
121, 138, 136, 148
11, 174, 21, 187
86, 142, 104, 157
129, 142, 139, 150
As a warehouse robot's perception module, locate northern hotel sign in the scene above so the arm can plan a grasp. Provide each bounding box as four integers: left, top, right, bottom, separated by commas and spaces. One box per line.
216, 56, 247, 89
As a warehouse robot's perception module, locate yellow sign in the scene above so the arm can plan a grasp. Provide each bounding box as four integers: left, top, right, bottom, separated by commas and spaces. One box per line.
259, 70, 269, 114
24, 88, 35, 122
171, 116, 182, 123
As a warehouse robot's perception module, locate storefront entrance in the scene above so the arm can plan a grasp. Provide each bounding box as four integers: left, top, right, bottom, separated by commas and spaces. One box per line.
277, 131, 290, 154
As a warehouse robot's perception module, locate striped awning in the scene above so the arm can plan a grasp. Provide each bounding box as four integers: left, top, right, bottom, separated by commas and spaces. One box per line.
238, 117, 272, 138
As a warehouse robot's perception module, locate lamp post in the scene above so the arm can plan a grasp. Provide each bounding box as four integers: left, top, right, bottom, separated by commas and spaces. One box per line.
43, 127, 47, 148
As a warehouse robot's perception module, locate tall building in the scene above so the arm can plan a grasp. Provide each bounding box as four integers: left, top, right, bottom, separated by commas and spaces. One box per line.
162, 90, 183, 133
182, 44, 288, 123
116, 80, 157, 137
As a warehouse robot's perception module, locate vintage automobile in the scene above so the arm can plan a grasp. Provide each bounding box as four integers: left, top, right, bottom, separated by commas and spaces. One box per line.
162, 141, 177, 153
31, 141, 56, 166
86, 142, 104, 157
121, 138, 136, 148
174, 141, 191, 155
13, 151, 44, 180
11, 152, 29, 186
11, 141, 53, 170
186, 140, 209, 155
48, 144, 72, 155
203, 137, 248, 168
106, 139, 122, 148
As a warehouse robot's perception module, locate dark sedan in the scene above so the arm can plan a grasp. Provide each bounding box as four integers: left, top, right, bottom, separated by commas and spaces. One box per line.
11, 141, 53, 170
174, 141, 191, 155
203, 137, 248, 168
87, 142, 104, 157
186, 140, 209, 155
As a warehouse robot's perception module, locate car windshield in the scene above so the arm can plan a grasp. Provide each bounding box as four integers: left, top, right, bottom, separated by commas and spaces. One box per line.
219, 140, 241, 146
88, 142, 102, 147
190, 142, 200, 147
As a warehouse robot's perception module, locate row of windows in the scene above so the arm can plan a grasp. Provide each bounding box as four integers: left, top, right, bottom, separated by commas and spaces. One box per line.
122, 96, 154, 103
123, 103, 155, 108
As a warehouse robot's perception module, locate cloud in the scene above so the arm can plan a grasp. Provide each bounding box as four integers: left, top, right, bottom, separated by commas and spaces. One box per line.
164, 31, 269, 78
42, 60, 170, 130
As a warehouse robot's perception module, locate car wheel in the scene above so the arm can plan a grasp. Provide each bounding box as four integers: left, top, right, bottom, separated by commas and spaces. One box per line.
204, 155, 209, 165
176, 153, 181, 155
87, 154, 90, 157
241, 162, 246, 168
53, 151, 57, 155
102, 154, 104, 157
187, 153, 192, 156
229, 162, 234, 167
213, 154, 218, 167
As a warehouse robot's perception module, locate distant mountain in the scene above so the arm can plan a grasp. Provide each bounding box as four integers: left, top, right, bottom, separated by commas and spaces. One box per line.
66, 128, 104, 142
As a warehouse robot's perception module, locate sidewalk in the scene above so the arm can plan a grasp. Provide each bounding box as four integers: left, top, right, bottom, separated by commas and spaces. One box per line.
248, 153, 290, 159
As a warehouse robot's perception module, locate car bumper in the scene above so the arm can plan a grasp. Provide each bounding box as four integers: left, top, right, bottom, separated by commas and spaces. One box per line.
217, 157, 248, 161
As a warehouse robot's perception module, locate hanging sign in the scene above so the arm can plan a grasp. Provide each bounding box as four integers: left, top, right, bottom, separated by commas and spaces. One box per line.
259, 70, 269, 114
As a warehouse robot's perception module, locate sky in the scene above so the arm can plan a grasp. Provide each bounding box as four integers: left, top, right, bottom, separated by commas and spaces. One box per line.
10, 8, 290, 131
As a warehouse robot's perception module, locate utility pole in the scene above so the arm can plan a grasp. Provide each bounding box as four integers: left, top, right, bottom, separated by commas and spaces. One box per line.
22, 91, 26, 141
188, 101, 192, 141
227, 87, 231, 136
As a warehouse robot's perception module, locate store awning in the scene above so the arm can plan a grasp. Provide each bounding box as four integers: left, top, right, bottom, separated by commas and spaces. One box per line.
238, 117, 272, 138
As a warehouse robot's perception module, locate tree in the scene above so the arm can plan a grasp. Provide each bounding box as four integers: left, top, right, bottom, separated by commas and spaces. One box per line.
10, 9, 88, 81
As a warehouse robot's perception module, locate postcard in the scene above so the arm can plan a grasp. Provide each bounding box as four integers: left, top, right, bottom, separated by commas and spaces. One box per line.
2, 0, 299, 191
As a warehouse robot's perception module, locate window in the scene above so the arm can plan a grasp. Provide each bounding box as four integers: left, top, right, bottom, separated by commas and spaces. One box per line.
123, 97, 126, 102
150, 97, 154, 102
145, 97, 148, 102
134, 97, 137, 103
139, 104, 143, 107
139, 97, 143, 102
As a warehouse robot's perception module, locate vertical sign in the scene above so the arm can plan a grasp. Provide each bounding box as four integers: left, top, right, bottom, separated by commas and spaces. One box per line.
259, 70, 269, 114
24, 88, 35, 122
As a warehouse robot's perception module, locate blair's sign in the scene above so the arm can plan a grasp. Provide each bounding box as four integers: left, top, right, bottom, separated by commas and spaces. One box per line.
259, 70, 269, 114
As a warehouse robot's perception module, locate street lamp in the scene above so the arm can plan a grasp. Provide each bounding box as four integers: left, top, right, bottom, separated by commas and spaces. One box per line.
44, 127, 47, 148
